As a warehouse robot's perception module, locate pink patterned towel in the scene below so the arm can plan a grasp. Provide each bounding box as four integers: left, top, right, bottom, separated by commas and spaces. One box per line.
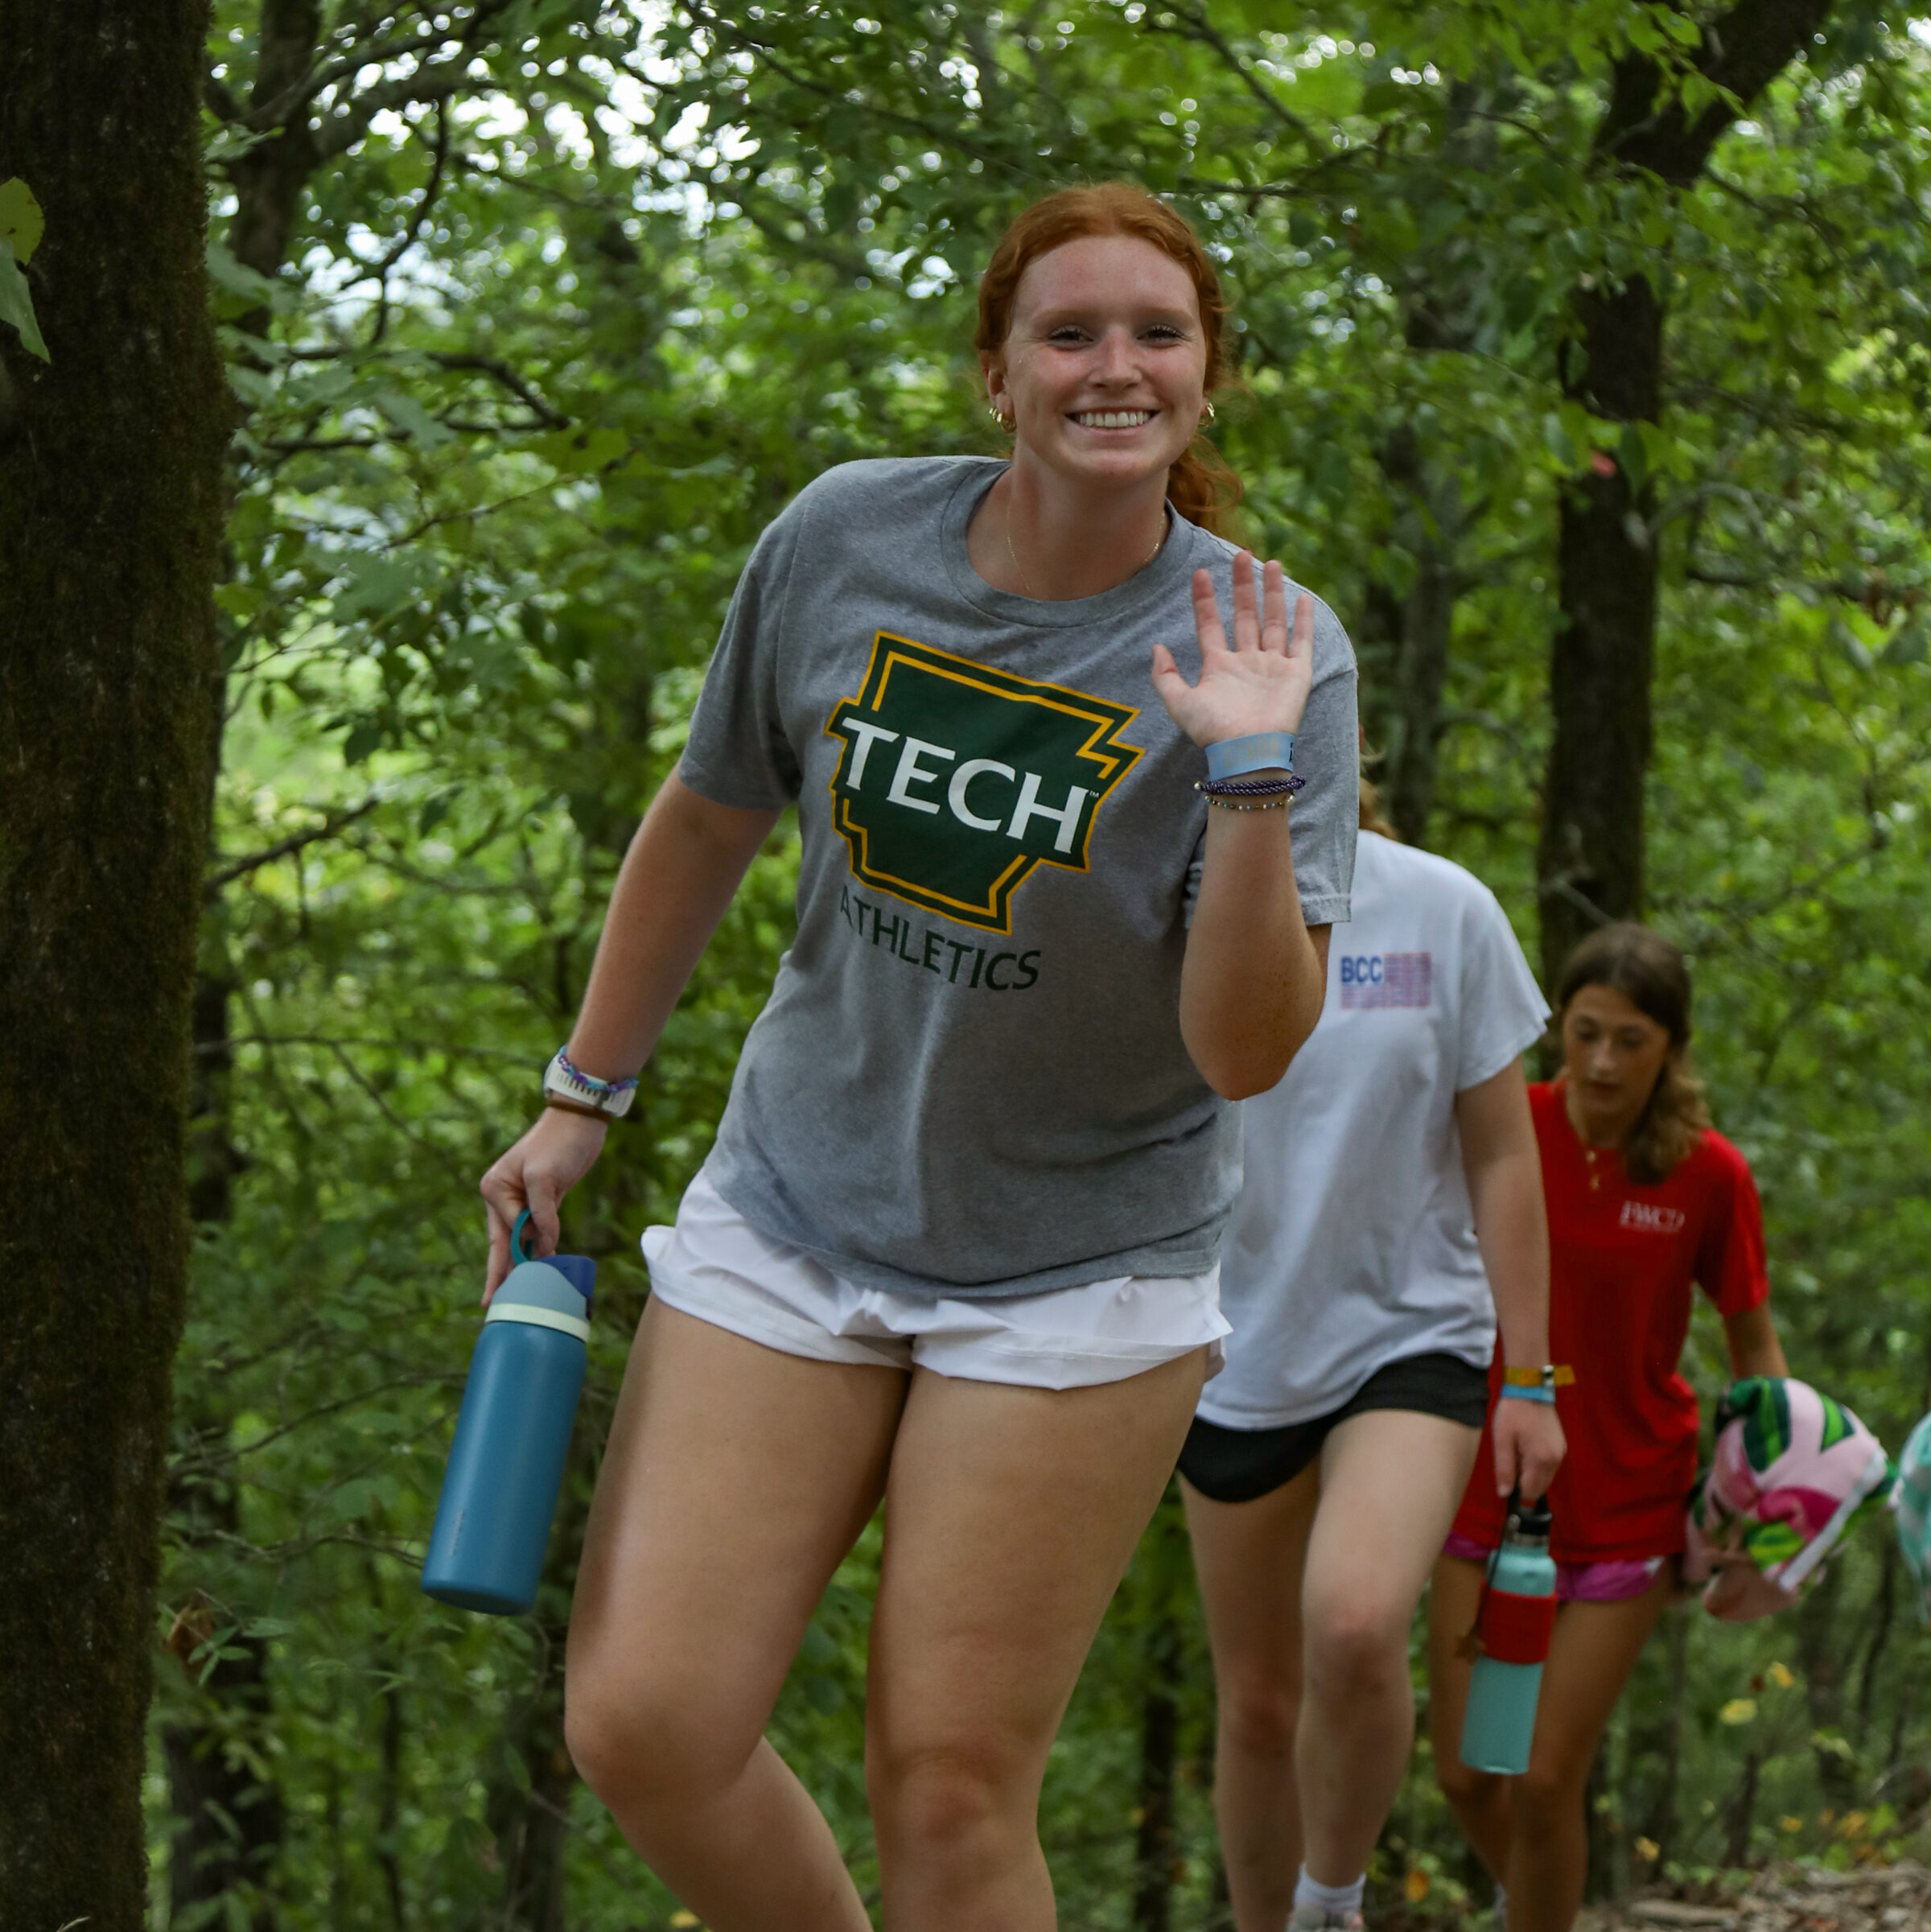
1682, 1377, 1895, 1623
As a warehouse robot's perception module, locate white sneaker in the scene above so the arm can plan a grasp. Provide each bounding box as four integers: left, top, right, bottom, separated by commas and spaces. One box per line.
1290, 1906, 1365, 1932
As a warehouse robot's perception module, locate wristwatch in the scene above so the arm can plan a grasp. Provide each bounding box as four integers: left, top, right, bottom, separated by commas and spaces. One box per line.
542, 1048, 638, 1122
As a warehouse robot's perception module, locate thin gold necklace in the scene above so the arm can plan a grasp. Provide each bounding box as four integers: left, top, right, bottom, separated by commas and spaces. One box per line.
1005, 498, 1166, 599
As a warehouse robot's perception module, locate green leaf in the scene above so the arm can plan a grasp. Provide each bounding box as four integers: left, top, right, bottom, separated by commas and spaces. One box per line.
529, 425, 629, 474
0, 238, 49, 361
207, 238, 284, 310
377, 389, 456, 451
0, 177, 45, 264
1880, 617, 1927, 666
802, 1672, 846, 1714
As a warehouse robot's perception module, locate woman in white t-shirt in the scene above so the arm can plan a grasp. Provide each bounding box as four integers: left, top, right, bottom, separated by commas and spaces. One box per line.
476, 184, 1358, 1932
1180, 784, 1566, 1932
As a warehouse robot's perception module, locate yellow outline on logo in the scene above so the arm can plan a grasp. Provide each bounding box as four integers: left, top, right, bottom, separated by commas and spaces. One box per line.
825, 632, 1143, 934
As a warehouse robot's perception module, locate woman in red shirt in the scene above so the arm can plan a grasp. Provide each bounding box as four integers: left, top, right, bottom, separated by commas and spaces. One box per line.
1427, 925, 1787, 1932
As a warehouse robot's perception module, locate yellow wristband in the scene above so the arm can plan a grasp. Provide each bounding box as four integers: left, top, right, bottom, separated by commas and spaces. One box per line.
1501, 1365, 1575, 1389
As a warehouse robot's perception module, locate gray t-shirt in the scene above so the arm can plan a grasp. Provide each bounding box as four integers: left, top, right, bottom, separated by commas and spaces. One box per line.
679, 455, 1357, 1299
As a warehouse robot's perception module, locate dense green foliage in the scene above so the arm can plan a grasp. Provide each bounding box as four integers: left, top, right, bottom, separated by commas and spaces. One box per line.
153, 2, 1931, 1925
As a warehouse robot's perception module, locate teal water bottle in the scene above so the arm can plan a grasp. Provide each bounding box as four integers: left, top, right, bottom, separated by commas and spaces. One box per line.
421, 1212, 594, 1616
1460, 1493, 1557, 1774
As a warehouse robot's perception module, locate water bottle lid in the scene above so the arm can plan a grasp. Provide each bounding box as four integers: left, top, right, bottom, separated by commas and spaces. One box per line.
509, 1210, 596, 1308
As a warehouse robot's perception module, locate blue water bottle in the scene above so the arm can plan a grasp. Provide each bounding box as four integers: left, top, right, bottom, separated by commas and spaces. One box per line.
1460, 1493, 1558, 1774
422, 1211, 594, 1615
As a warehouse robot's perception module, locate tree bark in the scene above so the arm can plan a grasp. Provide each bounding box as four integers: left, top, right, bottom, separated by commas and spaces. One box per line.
1538, 0, 1836, 984
1373, 422, 1463, 849
1538, 274, 1661, 983
0, 4, 230, 1927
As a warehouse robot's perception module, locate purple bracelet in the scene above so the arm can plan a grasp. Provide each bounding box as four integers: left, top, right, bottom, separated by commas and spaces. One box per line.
555, 1048, 638, 1098
1196, 774, 1306, 799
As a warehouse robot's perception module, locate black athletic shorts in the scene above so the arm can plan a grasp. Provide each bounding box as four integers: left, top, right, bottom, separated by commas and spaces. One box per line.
1177, 1351, 1491, 1504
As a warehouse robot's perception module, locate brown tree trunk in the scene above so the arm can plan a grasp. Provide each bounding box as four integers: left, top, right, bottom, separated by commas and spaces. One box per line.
1538, 0, 1837, 984
0, 3, 230, 1927
1373, 423, 1464, 850
1538, 276, 1661, 985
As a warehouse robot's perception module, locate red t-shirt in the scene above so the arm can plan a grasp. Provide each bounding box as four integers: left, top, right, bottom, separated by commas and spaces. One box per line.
1451, 1081, 1770, 1562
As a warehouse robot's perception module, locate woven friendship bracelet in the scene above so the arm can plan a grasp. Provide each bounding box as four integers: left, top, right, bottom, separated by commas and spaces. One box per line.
1198, 773, 1307, 799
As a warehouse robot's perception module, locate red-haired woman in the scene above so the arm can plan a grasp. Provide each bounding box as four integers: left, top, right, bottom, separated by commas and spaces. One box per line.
1428, 925, 1788, 1932
478, 183, 1359, 1930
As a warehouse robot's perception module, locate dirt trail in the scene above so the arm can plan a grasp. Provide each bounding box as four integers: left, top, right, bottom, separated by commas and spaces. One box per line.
1582, 1864, 1931, 1932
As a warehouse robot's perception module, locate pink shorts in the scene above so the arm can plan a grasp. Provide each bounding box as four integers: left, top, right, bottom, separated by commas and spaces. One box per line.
1443, 1532, 1667, 1605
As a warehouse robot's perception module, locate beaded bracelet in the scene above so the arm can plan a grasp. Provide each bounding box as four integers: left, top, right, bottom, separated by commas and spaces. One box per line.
1203, 793, 1290, 812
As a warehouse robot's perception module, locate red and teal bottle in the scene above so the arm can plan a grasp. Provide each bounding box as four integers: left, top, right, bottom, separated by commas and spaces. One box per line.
1460, 1493, 1558, 1774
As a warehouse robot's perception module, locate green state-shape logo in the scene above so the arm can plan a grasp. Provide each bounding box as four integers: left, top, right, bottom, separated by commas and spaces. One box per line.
826, 632, 1142, 934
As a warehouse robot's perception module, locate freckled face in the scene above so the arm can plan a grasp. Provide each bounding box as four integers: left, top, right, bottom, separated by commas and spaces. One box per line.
1560, 984, 1674, 1131
985, 234, 1209, 492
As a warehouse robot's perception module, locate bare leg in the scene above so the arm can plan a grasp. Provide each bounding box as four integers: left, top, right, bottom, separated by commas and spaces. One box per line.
1431, 1559, 1674, 1932
867, 1349, 1208, 1931
1296, 1412, 1480, 1887
1182, 1461, 1318, 1932
565, 1300, 907, 1932
1184, 1409, 1478, 1932
1427, 1556, 1513, 1881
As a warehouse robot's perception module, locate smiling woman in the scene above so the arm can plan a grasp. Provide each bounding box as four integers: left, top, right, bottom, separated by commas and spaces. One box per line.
971, 181, 1241, 593
476, 180, 1358, 1931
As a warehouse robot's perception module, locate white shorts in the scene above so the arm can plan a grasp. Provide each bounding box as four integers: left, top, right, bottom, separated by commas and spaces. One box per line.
641, 1166, 1229, 1392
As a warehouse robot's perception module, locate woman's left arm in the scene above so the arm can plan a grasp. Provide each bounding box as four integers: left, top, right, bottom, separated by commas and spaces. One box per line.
1723, 1301, 1789, 1379
1153, 552, 1326, 1099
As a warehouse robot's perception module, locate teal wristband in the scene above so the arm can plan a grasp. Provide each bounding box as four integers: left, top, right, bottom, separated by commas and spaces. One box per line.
1205, 732, 1295, 781
1499, 1384, 1556, 1406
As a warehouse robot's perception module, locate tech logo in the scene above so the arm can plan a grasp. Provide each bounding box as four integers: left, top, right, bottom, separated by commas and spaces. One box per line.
825, 632, 1143, 935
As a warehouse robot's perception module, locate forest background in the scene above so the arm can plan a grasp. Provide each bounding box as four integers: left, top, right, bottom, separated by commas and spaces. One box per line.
14, 0, 1931, 1926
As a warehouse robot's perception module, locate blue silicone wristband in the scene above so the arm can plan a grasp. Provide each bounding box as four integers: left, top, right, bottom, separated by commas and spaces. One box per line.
1499, 1383, 1556, 1406
1205, 732, 1295, 781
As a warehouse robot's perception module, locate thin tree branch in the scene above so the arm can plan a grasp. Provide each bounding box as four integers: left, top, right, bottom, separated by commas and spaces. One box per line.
205, 797, 383, 893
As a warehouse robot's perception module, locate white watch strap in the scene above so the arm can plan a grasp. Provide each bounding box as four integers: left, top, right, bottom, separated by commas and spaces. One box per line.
543, 1050, 636, 1118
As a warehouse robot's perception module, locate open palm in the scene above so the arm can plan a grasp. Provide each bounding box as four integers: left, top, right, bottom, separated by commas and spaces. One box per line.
1151, 550, 1314, 751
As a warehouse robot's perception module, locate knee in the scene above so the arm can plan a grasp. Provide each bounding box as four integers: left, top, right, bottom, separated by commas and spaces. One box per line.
1216, 1672, 1302, 1764
563, 1657, 747, 1819
1302, 1593, 1409, 1703
869, 1734, 1020, 1860
1434, 1753, 1496, 1812
1513, 1752, 1586, 1827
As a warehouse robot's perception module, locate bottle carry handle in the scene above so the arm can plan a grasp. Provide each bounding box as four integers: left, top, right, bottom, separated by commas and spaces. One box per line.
511, 1208, 539, 1265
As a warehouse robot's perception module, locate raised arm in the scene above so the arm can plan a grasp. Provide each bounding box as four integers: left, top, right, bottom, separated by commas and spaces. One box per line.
1455, 1057, 1566, 1501
1154, 554, 1328, 1098
478, 772, 780, 1292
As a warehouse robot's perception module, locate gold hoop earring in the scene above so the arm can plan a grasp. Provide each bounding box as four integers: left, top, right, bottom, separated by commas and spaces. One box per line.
990, 405, 1015, 432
